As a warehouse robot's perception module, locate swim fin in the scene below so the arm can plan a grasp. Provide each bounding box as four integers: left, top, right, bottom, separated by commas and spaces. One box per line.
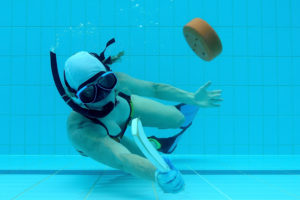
148, 103, 199, 154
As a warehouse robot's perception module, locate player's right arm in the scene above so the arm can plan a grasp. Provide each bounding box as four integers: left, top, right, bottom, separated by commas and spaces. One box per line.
66, 111, 157, 181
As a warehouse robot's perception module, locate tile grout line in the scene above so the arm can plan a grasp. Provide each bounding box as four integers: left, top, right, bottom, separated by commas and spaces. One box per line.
11, 164, 71, 200
151, 182, 159, 200
219, 159, 300, 199
83, 175, 102, 200
186, 165, 233, 200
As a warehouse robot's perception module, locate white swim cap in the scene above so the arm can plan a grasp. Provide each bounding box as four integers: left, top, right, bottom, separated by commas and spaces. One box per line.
64, 51, 107, 91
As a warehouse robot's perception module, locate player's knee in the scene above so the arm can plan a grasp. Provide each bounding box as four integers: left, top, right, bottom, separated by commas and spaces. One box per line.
172, 110, 185, 129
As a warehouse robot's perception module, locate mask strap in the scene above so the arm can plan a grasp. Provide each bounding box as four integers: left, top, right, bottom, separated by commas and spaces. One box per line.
99, 38, 115, 66
99, 38, 115, 61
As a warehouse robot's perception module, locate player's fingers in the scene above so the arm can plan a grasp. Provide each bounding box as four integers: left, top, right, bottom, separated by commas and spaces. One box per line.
201, 81, 211, 89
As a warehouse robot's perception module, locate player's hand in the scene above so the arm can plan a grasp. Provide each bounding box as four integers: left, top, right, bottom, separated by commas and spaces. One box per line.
155, 156, 185, 193
192, 81, 223, 108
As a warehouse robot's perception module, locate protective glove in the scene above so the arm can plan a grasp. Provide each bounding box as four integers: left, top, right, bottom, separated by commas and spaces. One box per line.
155, 156, 185, 193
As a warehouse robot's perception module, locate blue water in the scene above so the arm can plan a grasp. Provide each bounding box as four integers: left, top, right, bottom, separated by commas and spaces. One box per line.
0, 0, 300, 199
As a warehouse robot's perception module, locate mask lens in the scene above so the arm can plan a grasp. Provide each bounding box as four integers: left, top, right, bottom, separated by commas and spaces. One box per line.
78, 85, 96, 103
97, 73, 117, 89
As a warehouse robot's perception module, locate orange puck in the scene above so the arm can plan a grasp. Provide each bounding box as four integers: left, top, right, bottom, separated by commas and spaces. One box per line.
183, 18, 222, 61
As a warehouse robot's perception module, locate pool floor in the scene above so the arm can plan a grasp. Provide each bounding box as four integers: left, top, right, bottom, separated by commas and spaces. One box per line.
0, 155, 300, 200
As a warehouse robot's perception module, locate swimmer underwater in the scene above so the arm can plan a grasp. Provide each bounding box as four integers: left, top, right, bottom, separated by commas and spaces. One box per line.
50, 38, 223, 194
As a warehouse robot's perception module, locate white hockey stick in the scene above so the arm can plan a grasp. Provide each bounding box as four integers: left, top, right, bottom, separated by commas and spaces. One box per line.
131, 118, 170, 172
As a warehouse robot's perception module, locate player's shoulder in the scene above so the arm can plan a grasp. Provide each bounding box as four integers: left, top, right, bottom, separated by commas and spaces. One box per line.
67, 111, 91, 132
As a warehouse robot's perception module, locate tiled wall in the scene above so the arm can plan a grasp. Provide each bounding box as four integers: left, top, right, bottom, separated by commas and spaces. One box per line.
0, 0, 299, 155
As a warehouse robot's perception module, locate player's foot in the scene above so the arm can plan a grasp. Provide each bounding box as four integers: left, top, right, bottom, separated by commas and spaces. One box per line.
147, 103, 200, 154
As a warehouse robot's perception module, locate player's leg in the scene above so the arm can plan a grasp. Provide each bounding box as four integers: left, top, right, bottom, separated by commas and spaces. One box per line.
130, 94, 185, 129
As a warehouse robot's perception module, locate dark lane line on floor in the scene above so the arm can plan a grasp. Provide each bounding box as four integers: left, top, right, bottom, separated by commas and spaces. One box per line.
1, 170, 300, 175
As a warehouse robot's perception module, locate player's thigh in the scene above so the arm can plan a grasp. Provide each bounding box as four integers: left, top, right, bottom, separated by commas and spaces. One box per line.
130, 95, 185, 129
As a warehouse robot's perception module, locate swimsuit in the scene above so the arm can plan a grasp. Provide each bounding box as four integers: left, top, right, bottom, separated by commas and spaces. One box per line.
76, 92, 134, 157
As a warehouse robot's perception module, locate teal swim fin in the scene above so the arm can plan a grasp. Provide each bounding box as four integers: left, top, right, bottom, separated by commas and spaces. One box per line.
148, 103, 199, 154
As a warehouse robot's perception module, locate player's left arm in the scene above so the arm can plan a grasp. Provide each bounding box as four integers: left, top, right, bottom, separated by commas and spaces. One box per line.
114, 72, 222, 107
114, 71, 195, 103
114, 72, 157, 97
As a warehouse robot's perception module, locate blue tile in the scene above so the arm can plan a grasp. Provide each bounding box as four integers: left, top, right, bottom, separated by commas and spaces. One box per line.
55, 116, 69, 145
262, 28, 276, 56
292, 28, 300, 57
278, 117, 293, 145
262, 58, 277, 85
0, 1, 11, 26
220, 144, 235, 154
11, 57, 26, 85
249, 144, 263, 154
70, 0, 86, 27
235, 145, 249, 154
24, 86, 40, 115
159, 1, 174, 26
262, 0, 276, 27
278, 145, 293, 155
41, 29, 56, 55
201, 0, 219, 26
218, 0, 233, 26
143, 0, 159, 27
27, 0, 41, 26
56, 0, 71, 27
248, 86, 263, 115
0, 28, 11, 55
10, 145, 25, 154
276, 0, 292, 27
277, 57, 292, 85
292, 0, 300, 26
263, 144, 278, 154
0, 116, 10, 145
159, 28, 174, 55
0, 86, 10, 115
294, 86, 300, 117
12, 0, 26, 26
25, 116, 40, 145
0, 57, 10, 84
233, 0, 247, 26
25, 145, 40, 155
235, 116, 250, 145
278, 86, 293, 115
205, 144, 219, 154
218, 27, 233, 56
39, 145, 55, 154
40, 86, 55, 114
129, 27, 145, 55
172, 1, 189, 26
278, 29, 292, 57
27, 28, 41, 55
40, 116, 55, 145
234, 86, 249, 115
219, 116, 234, 145
233, 27, 247, 56
0, 145, 10, 154
249, 116, 264, 145
26, 56, 41, 85
263, 87, 278, 115
248, 27, 262, 56
127, 1, 144, 27
11, 116, 25, 145
12, 28, 26, 55
218, 58, 233, 85
11, 86, 26, 115
41, 0, 56, 27
263, 116, 279, 145
247, 0, 262, 27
